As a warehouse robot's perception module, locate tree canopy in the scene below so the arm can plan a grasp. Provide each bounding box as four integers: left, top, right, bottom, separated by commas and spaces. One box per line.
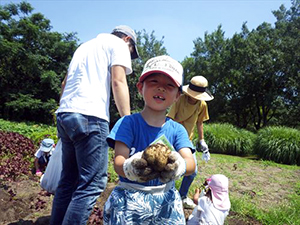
184, 0, 299, 130
0, 0, 299, 130
0, 1, 78, 123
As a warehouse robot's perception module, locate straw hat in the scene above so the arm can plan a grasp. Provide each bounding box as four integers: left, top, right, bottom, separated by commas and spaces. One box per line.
208, 174, 231, 210
182, 76, 214, 101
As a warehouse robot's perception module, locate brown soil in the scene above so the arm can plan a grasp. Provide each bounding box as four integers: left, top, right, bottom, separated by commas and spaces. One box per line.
0, 176, 262, 225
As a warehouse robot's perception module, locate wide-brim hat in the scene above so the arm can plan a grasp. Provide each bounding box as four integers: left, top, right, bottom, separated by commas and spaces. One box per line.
208, 174, 231, 210
39, 138, 55, 153
139, 55, 183, 87
182, 76, 214, 101
112, 25, 139, 59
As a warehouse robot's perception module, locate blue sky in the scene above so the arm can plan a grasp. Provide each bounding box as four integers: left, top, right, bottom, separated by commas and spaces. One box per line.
1, 0, 292, 61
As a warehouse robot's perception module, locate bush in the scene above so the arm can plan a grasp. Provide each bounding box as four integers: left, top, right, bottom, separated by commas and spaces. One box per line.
254, 126, 300, 165
0, 119, 57, 145
0, 131, 36, 181
203, 123, 256, 156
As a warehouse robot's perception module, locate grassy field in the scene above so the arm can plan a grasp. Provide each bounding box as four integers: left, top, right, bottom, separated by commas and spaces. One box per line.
171, 152, 300, 225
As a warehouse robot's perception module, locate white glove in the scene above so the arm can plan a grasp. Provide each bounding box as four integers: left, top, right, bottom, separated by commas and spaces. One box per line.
123, 151, 159, 182
159, 151, 186, 183
197, 139, 210, 163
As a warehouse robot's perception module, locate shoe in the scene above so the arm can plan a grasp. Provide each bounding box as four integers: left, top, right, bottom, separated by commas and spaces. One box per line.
182, 196, 196, 209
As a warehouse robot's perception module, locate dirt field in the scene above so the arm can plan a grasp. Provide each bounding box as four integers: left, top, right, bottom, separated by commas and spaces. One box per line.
0, 175, 262, 225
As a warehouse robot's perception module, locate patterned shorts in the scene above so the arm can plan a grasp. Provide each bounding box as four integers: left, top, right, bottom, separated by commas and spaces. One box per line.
103, 185, 185, 225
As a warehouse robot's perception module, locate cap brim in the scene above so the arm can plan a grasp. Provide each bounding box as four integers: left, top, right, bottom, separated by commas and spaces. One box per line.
131, 45, 139, 59
40, 146, 53, 153
139, 70, 181, 87
182, 85, 214, 101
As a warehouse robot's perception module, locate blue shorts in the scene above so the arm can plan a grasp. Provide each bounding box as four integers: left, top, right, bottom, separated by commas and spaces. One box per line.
103, 184, 185, 225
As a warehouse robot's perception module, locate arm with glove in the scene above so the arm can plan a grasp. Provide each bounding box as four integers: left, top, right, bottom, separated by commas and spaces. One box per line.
115, 141, 160, 183
159, 147, 195, 183
196, 121, 210, 163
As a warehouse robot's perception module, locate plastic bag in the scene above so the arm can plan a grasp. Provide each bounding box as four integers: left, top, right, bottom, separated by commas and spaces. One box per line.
40, 138, 62, 194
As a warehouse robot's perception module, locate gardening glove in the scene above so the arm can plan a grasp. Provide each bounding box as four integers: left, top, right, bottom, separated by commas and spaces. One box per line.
159, 151, 186, 183
123, 151, 159, 183
197, 139, 210, 163
35, 169, 43, 177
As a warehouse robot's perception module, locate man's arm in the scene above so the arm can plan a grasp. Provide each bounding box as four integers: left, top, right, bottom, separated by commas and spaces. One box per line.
111, 65, 131, 117
60, 73, 68, 100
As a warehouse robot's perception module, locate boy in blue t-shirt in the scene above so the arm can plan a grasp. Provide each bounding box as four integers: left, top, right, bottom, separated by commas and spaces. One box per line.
104, 55, 196, 225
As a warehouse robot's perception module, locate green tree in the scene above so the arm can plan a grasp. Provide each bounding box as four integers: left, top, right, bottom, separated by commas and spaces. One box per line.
272, 0, 300, 128
189, 0, 300, 130
0, 1, 78, 124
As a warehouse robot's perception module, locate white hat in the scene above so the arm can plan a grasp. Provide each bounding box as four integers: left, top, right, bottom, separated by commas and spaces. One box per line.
208, 174, 231, 210
139, 55, 183, 87
112, 25, 139, 59
182, 76, 214, 101
39, 138, 55, 153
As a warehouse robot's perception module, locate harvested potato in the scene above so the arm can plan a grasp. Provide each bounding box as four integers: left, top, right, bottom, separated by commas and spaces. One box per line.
142, 143, 172, 171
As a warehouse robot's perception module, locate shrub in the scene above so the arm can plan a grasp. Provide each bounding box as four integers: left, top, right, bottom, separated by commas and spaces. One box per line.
0, 131, 36, 181
254, 126, 300, 165
203, 123, 256, 156
0, 119, 57, 145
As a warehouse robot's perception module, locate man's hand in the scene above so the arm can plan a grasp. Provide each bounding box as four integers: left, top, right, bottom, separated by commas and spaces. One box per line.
123, 151, 159, 182
196, 139, 210, 163
159, 151, 186, 183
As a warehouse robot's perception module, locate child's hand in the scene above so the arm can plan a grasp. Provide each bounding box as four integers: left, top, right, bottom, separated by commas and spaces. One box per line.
35, 169, 43, 177
159, 151, 186, 183
123, 151, 159, 182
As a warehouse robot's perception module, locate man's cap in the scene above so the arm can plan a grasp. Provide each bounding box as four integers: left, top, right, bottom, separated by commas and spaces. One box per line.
208, 174, 231, 210
139, 55, 183, 87
112, 25, 139, 59
182, 76, 214, 101
39, 138, 55, 153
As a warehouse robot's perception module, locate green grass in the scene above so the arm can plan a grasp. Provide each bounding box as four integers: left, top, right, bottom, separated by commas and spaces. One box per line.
2, 118, 299, 224
254, 126, 300, 166
183, 152, 300, 225
0, 119, 57, 145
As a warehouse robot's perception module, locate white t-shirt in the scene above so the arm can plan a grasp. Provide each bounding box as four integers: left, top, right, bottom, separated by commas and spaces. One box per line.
56, 33, 132, 122
187, 196, 229, 225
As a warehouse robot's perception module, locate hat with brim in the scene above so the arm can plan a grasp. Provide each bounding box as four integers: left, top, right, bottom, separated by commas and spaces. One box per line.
139, 55, 183, 87
208, 174, 231, 211
39, 138, 55, 153
112, 25, 139, 59
182, 76, 214, 101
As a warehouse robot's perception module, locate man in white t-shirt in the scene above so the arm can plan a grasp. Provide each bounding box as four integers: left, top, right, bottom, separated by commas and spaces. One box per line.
50, 25, 139, 225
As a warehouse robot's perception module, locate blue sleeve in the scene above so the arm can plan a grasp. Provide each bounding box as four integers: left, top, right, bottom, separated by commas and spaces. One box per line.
107, 116, 134, 149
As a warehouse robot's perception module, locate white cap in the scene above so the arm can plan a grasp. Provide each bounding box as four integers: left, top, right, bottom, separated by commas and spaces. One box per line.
139, 55, 183, 87
39, 138, 55, 153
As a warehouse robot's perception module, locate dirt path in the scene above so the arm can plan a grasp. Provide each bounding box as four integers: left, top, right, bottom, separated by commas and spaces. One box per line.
0, 177, 262, 225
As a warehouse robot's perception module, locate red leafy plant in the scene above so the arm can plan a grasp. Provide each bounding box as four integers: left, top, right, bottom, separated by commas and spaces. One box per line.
0, 131, 36, 182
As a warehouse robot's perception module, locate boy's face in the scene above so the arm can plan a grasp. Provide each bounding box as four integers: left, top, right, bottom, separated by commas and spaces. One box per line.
137, 73, 180, 111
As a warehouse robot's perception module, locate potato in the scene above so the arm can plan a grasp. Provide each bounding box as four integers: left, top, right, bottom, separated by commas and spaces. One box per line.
142, 143, 172, 172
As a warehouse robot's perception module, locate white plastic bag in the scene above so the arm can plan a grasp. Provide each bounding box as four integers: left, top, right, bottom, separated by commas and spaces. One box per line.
40, 138, 62, 194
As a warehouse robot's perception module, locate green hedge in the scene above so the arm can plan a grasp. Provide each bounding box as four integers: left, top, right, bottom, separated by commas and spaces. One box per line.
254, 126, 300, 165
0, 119, 57, 145
203, 123, 256, 156
2, 118, 299, 165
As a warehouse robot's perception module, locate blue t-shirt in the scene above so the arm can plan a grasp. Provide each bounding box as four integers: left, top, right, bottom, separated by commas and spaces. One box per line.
107, 113, 193, 186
